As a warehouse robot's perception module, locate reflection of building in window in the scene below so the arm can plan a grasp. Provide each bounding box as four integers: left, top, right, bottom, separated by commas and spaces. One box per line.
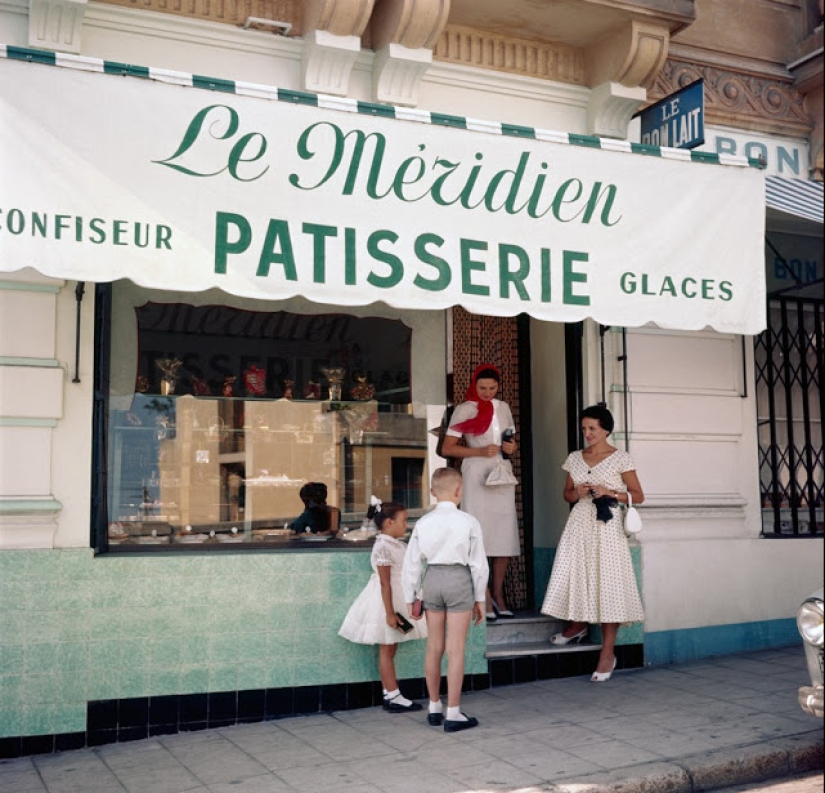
105, 298, 430, 548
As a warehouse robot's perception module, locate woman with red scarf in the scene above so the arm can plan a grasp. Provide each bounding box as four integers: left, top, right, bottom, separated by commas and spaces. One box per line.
441, 365, 520, 620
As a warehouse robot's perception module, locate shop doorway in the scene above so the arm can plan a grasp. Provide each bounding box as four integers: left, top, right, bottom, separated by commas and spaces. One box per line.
449, 308, 534, 610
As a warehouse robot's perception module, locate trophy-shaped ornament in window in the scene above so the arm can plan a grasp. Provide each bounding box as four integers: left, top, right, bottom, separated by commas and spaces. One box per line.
156, 357, 183, 395
350, 371, 376, 402
320, 365, 346, 402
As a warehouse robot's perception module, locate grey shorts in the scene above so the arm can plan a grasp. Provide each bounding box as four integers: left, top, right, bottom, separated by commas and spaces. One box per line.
422, 565, 475, 612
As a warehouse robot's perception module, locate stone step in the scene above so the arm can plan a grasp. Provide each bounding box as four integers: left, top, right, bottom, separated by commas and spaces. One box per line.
485, 640, 602, 660
485, 611, 602, 661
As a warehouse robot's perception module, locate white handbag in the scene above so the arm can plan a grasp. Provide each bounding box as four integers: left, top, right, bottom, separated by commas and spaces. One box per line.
624, 492, 643, 536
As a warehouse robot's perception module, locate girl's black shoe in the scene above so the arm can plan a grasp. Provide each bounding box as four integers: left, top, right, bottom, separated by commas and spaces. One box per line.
383, 694, 423, 712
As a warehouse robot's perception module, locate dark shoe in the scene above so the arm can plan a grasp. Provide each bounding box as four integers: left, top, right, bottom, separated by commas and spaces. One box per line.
383, 695, 423, 713
443, 715, 479, 733
427, 712, 444, 726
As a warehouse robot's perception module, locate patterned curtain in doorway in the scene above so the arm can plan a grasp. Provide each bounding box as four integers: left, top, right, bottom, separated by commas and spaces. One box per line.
452, 307, 528, 610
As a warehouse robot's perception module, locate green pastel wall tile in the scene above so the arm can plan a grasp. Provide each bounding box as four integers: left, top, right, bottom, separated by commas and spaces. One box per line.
25, 581, 59, 613
179, 666, 209, 694
268, 605, 297, 632
181, 606, 210, 631
0, 551, 30, 578
152, 609, 188, 638
236, 663, 271, 691
55, 579, 93, 613
56, 549, 94, 580
123, 609, 157, 638
207, 664, 238, 692
88, 639, 122, 668
266, 632, 293, 664
22, 704, 55, 736
268, 664, 294, 688
120, 638, 151, 668
235, 633, 267, 664
149, 637, 182, 666
125, 578, 155, 609
269, 575, 297, 602
0, 675, 22, 708
149, 668, 181, 696
86, 667, 121, 700
24, 642, 59, 674
292, 629, 321, 659
0, 643, 24, 669
0, 708, 22, 736
327, 573, 349, 600
56, 641, 89, 671
180, 634, 209, 663
0, 610, 28, 642
88, 608, 122, 640
209, 633, 243, 665
0, 580, 27, 608
21, 611, 60, 642
181, 576, 212, 601
23, 673, 59, 704
57, 670, 88, 701
119, 669, 150, 699
53, 703, 86, 734
57, 612, 91, 642
209, 607, 240, 634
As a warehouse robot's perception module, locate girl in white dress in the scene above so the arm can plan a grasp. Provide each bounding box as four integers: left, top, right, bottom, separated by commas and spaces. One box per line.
541, 405, 645, 682
339, 501, 427, 712
441, 364, 519, 620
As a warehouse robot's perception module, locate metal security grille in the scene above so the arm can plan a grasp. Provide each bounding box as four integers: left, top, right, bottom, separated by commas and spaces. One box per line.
755, 297, 824, 535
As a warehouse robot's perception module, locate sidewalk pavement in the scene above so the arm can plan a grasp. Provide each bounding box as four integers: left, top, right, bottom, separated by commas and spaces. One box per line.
1, 646, 822, 793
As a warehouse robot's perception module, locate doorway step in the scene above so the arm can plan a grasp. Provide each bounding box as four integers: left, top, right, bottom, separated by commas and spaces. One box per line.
484, 612, 613, 685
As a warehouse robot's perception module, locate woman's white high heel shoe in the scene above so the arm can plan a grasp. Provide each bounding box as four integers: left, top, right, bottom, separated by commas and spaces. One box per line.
591, 656, 617, 682
549, 627, 587, 645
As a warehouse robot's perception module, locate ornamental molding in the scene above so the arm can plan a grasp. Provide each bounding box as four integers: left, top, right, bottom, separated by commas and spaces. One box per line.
28, 0, 87, 53
303, 0, 373, 38
432, 24, 585, 86
648, 59, 812, 138
96, 0, 302, 30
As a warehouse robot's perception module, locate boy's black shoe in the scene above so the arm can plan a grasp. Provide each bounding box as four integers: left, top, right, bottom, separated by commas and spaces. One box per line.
427, 712, 444, 726
443, 715, 478, 732
382, 696, 423, 713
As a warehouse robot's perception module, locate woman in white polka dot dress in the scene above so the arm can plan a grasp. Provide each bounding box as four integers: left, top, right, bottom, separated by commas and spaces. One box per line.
541, 405, 645, 682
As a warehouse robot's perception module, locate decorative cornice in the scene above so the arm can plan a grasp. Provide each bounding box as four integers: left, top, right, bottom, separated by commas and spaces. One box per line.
648, 59, 812, 138
432, 25, 585, 86
97, 0, 302, 30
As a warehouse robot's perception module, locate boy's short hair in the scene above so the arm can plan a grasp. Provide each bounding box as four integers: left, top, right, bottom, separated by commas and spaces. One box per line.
431, 466, 462, 495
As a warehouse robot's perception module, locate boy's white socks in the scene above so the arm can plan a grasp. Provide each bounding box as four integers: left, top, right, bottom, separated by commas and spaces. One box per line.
428, 700, 443, 714
384, 688, 413, 707
446, 706, 467, 722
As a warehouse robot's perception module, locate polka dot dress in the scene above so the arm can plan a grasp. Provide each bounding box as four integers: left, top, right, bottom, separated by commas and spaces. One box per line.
541, 450, 644, 625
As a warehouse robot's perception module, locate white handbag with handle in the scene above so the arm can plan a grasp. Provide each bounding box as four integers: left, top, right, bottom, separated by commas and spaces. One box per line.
624, 492, 643, 536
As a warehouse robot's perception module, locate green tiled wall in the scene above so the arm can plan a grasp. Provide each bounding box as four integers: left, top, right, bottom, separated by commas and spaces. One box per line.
532, 545, 644, 645
0, 549, 489, 738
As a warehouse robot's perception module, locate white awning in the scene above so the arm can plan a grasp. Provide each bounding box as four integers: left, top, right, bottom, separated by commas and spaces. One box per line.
766, 175, 824, 224
0, 46, 768, 334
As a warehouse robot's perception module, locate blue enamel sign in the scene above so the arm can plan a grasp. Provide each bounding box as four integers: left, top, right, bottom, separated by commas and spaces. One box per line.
638, 79, 704, 150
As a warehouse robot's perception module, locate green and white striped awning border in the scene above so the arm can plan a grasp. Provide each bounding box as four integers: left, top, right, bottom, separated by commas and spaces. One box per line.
1, 44, 765, 170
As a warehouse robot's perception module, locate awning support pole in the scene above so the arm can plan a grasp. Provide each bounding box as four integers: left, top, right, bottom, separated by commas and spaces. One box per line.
72, 281, 85, 383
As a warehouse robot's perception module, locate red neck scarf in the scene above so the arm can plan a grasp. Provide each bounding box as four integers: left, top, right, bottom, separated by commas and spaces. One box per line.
451, 363, 500, 436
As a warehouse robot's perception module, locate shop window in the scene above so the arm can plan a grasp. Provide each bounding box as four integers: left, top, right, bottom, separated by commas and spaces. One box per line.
97, 292, 435, 550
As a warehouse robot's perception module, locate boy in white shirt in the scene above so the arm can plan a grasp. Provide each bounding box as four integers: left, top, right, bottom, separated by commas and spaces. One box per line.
402, 467, 488, 732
